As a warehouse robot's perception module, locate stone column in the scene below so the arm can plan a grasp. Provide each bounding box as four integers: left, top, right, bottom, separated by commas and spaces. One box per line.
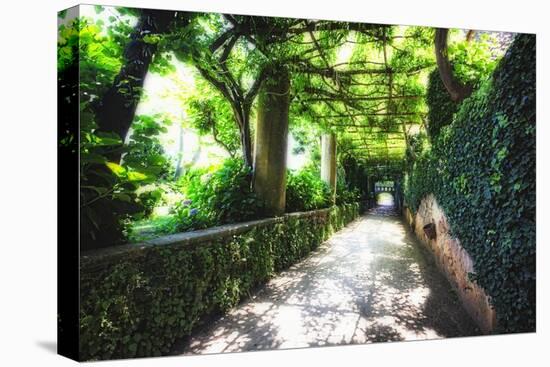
321, 133, 337, 203
368, 176, 375, 196
253, 68, 290, 216
365, 175, 374, 208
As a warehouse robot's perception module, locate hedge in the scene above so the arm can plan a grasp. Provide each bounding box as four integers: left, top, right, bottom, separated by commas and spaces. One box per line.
404, 34, 535, 333
79, 203, 359, 360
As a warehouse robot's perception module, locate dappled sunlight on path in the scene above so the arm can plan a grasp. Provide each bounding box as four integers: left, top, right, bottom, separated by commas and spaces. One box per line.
176, 205, 480, 355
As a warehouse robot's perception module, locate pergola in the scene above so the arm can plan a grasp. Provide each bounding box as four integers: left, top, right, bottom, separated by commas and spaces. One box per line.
189, 19, 429, 151
184, 16, 435, 213
287, 21, 430, 186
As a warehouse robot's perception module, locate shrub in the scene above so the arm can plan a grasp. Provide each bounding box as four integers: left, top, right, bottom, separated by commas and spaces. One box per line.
404, 34, 536, 333
285, 169, 332, 212
335, 166, 361, 205
341, 155, 369, 200
174, 159, 265, 231
336, 181, 361, 205
135, 185, 164, 217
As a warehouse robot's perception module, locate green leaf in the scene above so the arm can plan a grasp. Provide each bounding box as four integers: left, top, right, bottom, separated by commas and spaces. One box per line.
105, 162, 126, 177
143, 34, 161, 44
127, 171, 148, 182
94, 134, 122, 147
114, 193, 132, 203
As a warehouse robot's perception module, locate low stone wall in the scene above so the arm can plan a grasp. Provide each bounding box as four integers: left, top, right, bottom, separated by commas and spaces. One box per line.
403, 194, 496, 333
79, 203, 359, 360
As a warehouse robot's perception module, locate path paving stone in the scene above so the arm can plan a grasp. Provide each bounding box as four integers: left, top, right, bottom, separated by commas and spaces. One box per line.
178, 205, 480, 355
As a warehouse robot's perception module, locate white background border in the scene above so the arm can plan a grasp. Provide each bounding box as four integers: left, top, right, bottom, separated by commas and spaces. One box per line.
0, 0, 546, 366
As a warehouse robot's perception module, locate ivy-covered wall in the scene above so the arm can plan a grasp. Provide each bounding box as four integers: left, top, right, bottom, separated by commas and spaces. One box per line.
404, 34, 535, 333
79, 203, 359, 360
425, 68, 459, 140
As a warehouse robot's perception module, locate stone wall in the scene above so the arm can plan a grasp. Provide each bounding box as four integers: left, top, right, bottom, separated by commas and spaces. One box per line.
403, 194, 496, 333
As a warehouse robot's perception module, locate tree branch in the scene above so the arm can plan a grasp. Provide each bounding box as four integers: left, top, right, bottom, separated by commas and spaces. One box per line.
210, 28, 236, 53
210, 118, 235, 157
434, 28, 473, 102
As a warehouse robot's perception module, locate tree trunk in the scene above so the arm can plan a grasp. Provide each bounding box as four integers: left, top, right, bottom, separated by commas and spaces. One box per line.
253, 68, 290, 215
240, 113, 254, 170
94, 9, 180, 161
321, 133, 337, 204
173, 122, 185, 180
434, 28, 473, 103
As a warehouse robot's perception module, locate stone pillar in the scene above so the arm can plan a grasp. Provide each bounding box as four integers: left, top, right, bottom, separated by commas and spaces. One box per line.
367, 176, 375, 207
253, 68, 290, 216
321, 133, 337, 203
368, 176, 375, 196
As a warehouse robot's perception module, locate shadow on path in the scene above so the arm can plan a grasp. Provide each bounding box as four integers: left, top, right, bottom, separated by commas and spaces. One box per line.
174, 205, 481, 355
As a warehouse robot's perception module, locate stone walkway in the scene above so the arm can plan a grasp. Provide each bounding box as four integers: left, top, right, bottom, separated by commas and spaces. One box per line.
179, 205, 480, 355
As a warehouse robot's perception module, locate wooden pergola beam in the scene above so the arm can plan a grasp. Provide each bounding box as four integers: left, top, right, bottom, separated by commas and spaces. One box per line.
317, 112, 424, 118
304, 94, 423, 102
329, 125, 404, 131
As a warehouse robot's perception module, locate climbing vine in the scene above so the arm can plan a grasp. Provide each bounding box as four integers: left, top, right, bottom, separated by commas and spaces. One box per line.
404, 34, 536, 333
425, 69, 459, 139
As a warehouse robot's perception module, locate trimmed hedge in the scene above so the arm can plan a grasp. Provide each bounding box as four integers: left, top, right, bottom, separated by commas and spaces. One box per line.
79, 203, 359, 360
404, 34, 535, 333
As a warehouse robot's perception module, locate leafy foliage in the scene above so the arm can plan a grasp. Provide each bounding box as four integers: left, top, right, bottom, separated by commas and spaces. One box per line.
404, 34, 536, 333
124, 115, 173, 180
448, 34, 498, 83
286, 169, 332, 212
58, 14, 183, 249
80, 203, 359, 360
339, 156, 369, 201
173, 159, 265, 231
426, 34, 497, 140
426, 69, 460, 139
58, 14, 146, 249
336, 181, 361, 205
186, 88, 241, 157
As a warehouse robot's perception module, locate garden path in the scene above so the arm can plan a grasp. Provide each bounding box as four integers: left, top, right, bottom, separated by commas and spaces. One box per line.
178, 205, 480, 354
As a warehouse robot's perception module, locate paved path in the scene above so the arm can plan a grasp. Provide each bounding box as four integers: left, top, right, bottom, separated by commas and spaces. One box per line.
179, 206, 480, 355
